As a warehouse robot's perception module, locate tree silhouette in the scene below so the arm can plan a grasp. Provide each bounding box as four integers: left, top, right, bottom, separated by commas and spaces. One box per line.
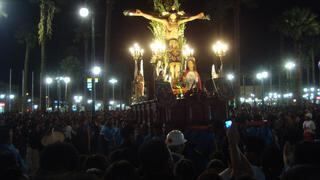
15, 24, 37, 111
276, 7, 320, 100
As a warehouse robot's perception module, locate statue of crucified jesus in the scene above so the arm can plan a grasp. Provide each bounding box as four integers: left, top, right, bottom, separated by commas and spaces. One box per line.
124, 8, 209, 40
124, 7, 209, 88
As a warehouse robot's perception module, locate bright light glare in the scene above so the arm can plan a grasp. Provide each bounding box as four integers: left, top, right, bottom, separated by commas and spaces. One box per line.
9, 95, 15, 99
64, 77, 71, 84
45, 77, 53, 85
109, 100, 115, 105
256, 71, 269, 80
150, 40, 166, 54
91, 66, 101, 76
129, 43, 144, 59
74, 96, 83, 103
285, 61, 296, 70
227, 73, 235, 81
212, 40, 228, 57
0, 94, 5, 99
109, 78, 118, 84
79, 7, 89, 17
182, 44, 195, 57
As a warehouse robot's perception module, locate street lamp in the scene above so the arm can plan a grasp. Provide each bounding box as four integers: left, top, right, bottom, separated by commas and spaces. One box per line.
227, 73, 235, 81
212, 40, 229, 77
109, 78, 118, 101
9, 95, 15, 100
91, 66, 101, 116
79, 7, 89, 18
256, 71, 269, 105
285, 61, 296, 70
92, 66, 102, 76
45, 77, 53, 110
63, 77, 71, 104
284, 61, 295, 92
79, 5, 96, 77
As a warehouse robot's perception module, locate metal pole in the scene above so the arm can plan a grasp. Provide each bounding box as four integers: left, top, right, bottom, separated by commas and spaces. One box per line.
289, 71, 292, 92
65, 83, 68, 109
92, 78, 95, 120
32, 72, 34, 111
46, 84, 48, 110
112, 84, 115, 101
57, 80, 61, 112
286, 70, 291, 92
48, 84, 50, 110
91, 12, 95, 64
261, 80, 264, 106
91, 3, 96, 121
9, 69, 12, 112
21, 70, 24, 113
242, 75, 246, 97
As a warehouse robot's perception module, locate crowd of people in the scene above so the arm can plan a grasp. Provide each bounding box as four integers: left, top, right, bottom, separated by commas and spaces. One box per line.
1, 103, 320, 180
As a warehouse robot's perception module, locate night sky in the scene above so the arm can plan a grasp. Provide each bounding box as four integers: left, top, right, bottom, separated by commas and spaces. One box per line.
0, 0, 320, 94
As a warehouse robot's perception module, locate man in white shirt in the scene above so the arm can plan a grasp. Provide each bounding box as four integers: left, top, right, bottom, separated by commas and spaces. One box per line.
64, 124, 75, 142
303, 112, 316, 141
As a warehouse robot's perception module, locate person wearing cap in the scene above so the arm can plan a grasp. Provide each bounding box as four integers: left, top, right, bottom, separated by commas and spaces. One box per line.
303, 112, 316, 141
165, 130, 187, 164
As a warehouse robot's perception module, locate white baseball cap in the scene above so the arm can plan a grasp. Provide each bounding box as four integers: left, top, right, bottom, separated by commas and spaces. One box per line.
165, 130, 187, 146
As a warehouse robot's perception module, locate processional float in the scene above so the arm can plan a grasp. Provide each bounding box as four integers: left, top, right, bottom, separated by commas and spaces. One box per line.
125, 0, 232, 126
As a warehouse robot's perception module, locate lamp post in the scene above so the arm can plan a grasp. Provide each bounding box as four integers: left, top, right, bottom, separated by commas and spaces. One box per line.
129, 43, 144, 99
55, 77, 64, 111
63, 77, 71, 106
109, 78, 118, 101
256, 71, 269, 106
284, 61, 295, 92
45, 77, 53, 110
79, 6, 95, 65
212, 40, 229, 77
91, 66, 101, 117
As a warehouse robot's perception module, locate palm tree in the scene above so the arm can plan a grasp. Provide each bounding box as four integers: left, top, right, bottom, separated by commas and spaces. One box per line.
303, 37, 320, 86
31, 0, 72, 109
276, 7, 320, 100
15, 25, 37, 111
31, 0, 57, 110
